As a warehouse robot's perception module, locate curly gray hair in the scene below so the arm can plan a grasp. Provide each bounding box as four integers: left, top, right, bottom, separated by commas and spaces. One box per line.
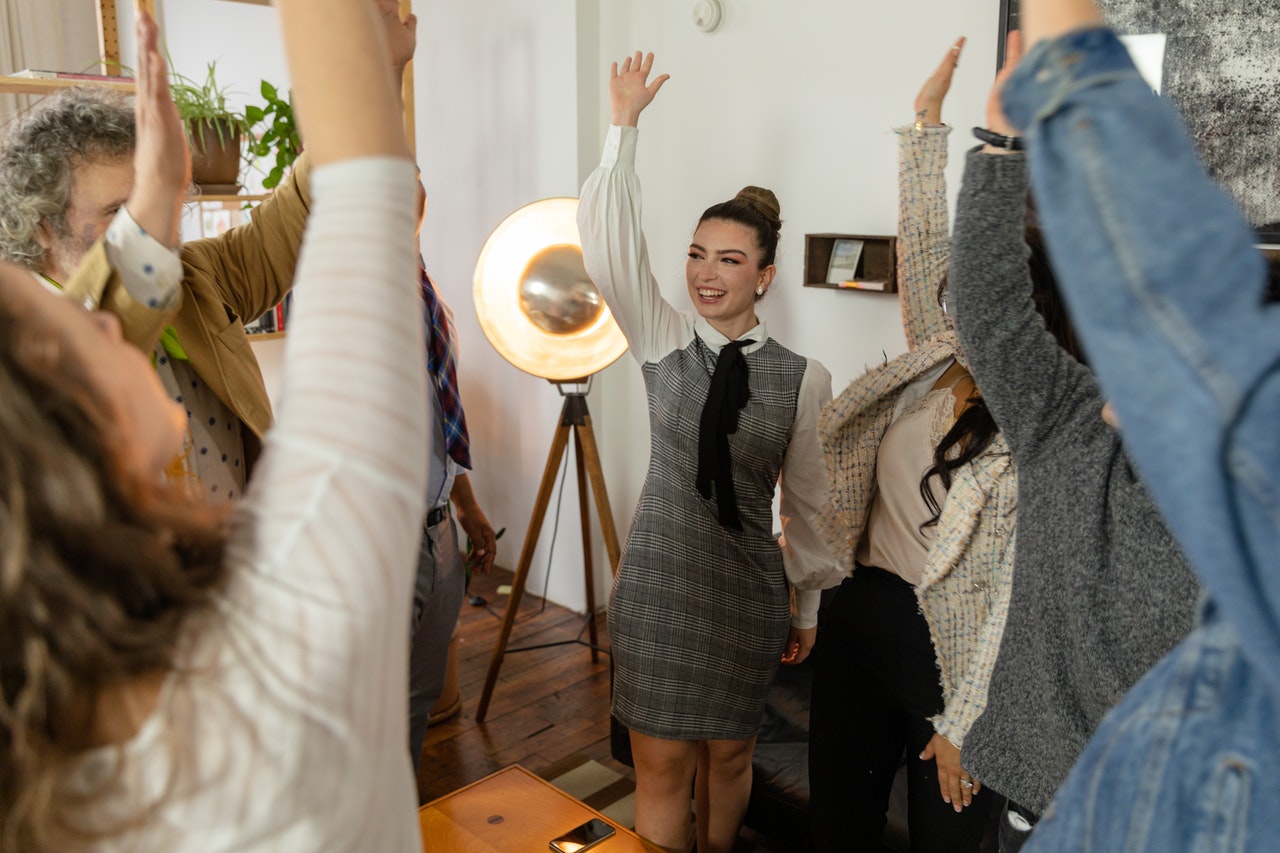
0, 87, 136, 272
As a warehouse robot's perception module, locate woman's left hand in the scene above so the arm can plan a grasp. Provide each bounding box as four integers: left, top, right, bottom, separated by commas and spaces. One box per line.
920, 732, 982, 811
914, 37, 966, 126
781, 626, 816, 665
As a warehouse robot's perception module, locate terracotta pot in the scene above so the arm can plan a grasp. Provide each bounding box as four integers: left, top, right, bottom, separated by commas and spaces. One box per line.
188, 118, 242, 190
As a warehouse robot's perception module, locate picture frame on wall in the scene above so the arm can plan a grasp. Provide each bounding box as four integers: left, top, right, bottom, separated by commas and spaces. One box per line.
998, 0, 1280, 244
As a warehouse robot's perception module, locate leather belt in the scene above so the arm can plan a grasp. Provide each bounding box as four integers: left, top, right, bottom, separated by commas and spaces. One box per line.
426, 504, 449, 527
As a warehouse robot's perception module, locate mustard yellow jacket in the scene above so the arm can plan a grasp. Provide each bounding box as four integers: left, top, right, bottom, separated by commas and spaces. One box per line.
64, 156, 313, 469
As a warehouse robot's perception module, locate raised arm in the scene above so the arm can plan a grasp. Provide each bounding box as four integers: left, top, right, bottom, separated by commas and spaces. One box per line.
180, 1, 418, 326
947, 35, 1102, 459
224, 0, 424, 770
63, 12, 187, 351
947, 149, 1099, 459
896, 38, 964, 350
578, 53, 688, 362
1003, 9, 1280, 693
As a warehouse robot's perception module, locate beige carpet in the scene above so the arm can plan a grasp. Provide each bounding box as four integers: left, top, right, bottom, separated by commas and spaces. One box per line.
540, 756, 780, 852
540, 754, 636, 829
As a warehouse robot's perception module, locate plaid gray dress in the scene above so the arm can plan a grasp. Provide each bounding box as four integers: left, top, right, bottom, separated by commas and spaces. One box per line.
610, 334, 806, 739
579, 123, 841, 741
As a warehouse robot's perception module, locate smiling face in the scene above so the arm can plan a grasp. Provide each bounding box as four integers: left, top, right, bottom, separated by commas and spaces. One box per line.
37, 155, 135, 283
685, 218, 776, 340
0, 262, 184, 478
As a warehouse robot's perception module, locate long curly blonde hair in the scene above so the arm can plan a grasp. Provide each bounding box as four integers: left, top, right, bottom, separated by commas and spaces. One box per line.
0, 282, 229, 851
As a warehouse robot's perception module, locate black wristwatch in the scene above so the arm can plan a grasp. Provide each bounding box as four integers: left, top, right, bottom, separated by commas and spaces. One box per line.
972, 126, 1024, 151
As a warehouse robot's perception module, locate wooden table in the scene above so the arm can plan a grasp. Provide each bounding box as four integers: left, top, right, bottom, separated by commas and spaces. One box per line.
418, 764, 659, 852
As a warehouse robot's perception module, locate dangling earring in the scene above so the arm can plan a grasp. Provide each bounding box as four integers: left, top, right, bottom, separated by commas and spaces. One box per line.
755, 286, 764, 296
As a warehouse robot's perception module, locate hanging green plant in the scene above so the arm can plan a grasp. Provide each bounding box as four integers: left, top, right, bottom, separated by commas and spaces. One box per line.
245, 81, 301, 190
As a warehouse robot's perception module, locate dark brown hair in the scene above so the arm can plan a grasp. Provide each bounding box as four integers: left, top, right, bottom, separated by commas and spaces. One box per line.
699, 185, 783, 268
922, 225, 1085, 526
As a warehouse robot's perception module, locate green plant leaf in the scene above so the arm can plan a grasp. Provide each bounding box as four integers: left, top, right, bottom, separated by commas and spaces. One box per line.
244, 78, 302, 191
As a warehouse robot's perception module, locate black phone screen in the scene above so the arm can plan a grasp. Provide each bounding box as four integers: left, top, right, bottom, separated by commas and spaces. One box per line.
549, 817, 617, 852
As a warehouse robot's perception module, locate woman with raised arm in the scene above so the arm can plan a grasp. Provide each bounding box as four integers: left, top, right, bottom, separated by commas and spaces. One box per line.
577, 52, 837, 853
0, 1, 424, 850
807, 38, 1015, 852
986, 0, 1280, 850
946, 25, 1200, 853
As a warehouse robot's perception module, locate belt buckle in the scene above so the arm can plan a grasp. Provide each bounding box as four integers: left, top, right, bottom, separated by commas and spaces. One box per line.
426, 505, 448, 528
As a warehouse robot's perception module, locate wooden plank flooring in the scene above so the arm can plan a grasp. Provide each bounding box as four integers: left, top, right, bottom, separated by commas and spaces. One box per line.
416, 568, 802, 853
414, 567, 632, 803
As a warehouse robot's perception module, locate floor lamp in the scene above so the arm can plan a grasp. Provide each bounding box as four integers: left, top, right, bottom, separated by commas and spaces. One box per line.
471, 198, 629, 723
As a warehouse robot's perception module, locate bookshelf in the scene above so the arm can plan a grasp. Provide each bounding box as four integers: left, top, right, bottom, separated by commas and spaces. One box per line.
0, 75, 135, 96
189, 193, 272, 205
0, 0, 151, 96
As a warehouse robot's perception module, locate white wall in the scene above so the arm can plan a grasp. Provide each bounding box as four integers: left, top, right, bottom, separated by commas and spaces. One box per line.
413, 0, 606, 612
145, 0, 1002, 614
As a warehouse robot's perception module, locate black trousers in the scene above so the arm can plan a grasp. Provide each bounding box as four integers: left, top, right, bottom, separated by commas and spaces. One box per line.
809, 567, 992, 852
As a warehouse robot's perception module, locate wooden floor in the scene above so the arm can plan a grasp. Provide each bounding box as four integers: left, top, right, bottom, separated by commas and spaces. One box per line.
414, 567, 631, 804
416, 567, 801, 853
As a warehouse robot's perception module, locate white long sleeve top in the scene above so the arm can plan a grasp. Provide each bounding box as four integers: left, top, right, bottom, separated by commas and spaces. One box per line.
66, 157, 429, 852
577, 125, 839, 628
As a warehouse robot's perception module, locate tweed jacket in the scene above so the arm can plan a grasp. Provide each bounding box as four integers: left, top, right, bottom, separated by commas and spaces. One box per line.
816, 126, 1016, 746
64, 155, 314, 470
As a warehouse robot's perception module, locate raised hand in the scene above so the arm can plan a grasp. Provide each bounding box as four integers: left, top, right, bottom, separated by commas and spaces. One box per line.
989, 31, 1024, 137
609, 51, 670, 128
1021, 0, 1104, 51
128, 9, 190, 249
376, 0, 418, 76
914, 37, 966, 126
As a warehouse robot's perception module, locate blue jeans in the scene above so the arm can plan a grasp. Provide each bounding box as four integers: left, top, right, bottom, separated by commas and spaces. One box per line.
1001, 28, 1280, 852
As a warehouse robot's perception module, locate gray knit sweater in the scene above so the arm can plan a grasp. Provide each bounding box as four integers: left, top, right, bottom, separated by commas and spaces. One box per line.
949, 149, 1200, 814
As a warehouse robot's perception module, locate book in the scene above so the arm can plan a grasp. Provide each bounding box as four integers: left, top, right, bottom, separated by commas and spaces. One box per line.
10, 69, 135, 83
837, 279, 890, 291
826, 239, 864, 284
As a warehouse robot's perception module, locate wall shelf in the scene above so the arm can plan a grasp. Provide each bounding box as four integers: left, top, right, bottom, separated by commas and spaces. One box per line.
803, 233, 898, 294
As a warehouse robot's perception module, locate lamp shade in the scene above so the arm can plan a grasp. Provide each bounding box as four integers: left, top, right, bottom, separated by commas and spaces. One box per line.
473, 197, 627, 381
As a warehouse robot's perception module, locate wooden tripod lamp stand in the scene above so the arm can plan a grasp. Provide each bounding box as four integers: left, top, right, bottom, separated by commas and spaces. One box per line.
471, 197, 630, 723
474, 379, 622, 722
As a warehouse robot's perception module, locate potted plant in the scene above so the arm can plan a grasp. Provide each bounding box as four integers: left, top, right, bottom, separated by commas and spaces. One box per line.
245, 80, 301, 190
169, 60, 252, 191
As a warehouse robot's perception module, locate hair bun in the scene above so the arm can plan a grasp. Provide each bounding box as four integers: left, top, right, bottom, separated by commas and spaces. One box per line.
734, 186, 781, 231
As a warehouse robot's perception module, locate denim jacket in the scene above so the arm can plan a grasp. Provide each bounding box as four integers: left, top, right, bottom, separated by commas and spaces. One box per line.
1003, 28, 1279, 852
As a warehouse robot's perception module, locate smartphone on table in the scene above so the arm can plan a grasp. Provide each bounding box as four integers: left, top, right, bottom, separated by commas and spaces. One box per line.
549, 818, 617, 852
